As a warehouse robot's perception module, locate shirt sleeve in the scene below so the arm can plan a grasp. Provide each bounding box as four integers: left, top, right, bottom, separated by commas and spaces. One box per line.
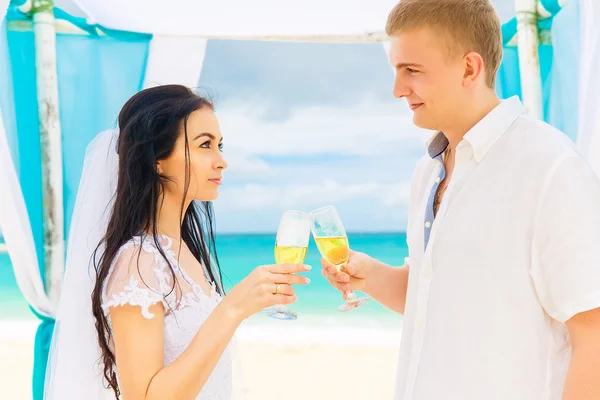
531, 154, 600, 323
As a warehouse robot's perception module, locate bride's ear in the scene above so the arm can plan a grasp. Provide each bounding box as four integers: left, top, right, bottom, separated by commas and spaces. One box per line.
156, 161, 163, 175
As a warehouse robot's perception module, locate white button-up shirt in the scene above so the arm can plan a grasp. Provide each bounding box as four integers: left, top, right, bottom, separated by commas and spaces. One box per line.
395, 96, 600, 400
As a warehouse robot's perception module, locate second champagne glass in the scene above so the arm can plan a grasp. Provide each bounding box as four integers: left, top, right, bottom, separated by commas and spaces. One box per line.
264, 210, 311, 320
309, 205, 370, 312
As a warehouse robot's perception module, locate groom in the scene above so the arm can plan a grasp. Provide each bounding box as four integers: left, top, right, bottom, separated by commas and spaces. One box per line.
321, 0, 600, 399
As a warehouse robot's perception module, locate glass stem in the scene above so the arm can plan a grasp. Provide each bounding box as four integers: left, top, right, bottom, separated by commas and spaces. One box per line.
346, 291, 359, 302
337, 263, 358, 302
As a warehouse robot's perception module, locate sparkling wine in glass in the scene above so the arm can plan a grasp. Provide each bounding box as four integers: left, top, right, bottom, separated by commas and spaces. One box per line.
264, 210, 310, 320
309, 205, 370, 312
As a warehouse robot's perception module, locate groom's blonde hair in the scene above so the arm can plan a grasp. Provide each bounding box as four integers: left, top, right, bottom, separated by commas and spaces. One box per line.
385, 0, 503, 89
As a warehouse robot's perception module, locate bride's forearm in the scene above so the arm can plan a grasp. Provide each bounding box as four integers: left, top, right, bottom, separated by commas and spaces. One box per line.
145, 299, 243, 400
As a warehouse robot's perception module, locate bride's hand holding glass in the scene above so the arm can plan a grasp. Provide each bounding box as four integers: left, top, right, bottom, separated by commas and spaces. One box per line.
223, 262, 311, 320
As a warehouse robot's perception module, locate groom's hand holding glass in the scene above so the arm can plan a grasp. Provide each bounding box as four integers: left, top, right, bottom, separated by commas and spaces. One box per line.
309, 205, 369, 311
320, 249, 374, 299
321, 249, 410, 315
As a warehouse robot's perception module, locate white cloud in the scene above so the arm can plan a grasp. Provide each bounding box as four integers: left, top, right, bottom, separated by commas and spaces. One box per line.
213, 180, 411, 233
218, 180, 410, 211
220, 148, 275, 177
197, 40, 439, 231
217, 99, 428, 160
211, 99, 426, 232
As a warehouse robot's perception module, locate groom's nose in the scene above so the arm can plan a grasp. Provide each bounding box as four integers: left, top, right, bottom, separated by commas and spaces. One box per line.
393, 75, 411, 99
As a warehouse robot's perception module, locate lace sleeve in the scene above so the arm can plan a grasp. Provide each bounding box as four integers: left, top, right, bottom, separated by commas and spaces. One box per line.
102, 239, 173, 319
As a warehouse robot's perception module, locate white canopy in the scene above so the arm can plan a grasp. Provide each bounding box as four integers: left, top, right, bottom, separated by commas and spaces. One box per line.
55, 0, 518, 39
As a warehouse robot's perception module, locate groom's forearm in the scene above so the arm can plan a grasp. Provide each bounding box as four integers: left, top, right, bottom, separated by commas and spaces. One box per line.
363, 261, 409, 314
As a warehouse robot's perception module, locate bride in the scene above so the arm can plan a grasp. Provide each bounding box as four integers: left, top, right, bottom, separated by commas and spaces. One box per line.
44, 84, 310, 399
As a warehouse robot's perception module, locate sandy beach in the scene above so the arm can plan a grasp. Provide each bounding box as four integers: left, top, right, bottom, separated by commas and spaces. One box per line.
0, 320, 36, 400
0, 318, 400, 400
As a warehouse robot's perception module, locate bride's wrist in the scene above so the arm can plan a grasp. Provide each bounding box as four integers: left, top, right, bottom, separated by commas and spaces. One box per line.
218, 296, 246, 325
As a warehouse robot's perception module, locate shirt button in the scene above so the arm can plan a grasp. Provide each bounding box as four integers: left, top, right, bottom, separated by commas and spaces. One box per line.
417, 319, 425, 329
424, 267, 432, 279
435, 177, 441, 183
425, 221, 431, 228
409, 370, 416, 379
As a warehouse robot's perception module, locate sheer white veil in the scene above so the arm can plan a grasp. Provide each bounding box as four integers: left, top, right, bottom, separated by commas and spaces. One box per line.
43, 128, 246, 399
44, 129, 118, 399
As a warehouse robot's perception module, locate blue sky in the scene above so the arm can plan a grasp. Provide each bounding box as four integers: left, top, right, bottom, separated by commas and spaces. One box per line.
198, 40, 429, 233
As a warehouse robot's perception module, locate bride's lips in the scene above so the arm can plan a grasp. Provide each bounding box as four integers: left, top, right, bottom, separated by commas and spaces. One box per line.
208, 178, 222, 185
409, 103, 424, 110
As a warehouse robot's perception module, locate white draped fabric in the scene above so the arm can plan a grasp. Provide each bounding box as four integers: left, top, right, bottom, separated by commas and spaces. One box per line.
1, 10, 210, 324
54, 0, 400, 37
576, 0, 600, 176
53, 0, 517, 38
143, 36, 208, 89
0, 96, 54, 319
0, 0, 8, 21
0, 0, 55, 320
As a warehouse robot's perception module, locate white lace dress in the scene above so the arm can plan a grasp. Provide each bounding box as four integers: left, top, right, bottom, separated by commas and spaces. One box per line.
101, 235, 235, 399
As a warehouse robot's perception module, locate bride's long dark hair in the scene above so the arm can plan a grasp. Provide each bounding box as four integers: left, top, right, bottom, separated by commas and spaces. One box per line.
90, 85, 224, 398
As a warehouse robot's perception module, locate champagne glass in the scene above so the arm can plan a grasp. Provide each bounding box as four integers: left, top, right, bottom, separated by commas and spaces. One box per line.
309, 205, 370, 312
264, 210, 310, 320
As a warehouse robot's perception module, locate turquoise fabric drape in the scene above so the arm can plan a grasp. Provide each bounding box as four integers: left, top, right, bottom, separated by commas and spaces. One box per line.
30, 307, 55, 400
4, 3, 151, 397
496, 0, 580, 141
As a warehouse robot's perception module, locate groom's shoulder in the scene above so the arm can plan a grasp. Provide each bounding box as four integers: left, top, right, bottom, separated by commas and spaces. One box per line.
507, 114, 581, 162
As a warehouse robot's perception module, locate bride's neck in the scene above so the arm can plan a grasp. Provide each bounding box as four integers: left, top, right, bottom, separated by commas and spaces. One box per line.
153, 193, 190, 240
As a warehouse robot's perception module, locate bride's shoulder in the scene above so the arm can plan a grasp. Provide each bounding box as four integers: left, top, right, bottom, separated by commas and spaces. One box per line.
109, 235, 175, 279
118, 234, 169, 253
112, 234, 173, 265
102, 235, 174, 318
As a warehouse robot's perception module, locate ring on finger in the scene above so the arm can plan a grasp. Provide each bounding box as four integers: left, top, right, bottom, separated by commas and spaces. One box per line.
274, 283, 281, 295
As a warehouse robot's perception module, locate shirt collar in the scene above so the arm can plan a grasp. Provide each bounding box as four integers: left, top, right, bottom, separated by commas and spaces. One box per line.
463, 96, 525, 162
426, 132, 449, 158
425, 96, 525, 162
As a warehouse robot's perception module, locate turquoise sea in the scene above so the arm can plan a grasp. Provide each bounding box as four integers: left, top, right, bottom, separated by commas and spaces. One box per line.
0, 232, 408, 324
